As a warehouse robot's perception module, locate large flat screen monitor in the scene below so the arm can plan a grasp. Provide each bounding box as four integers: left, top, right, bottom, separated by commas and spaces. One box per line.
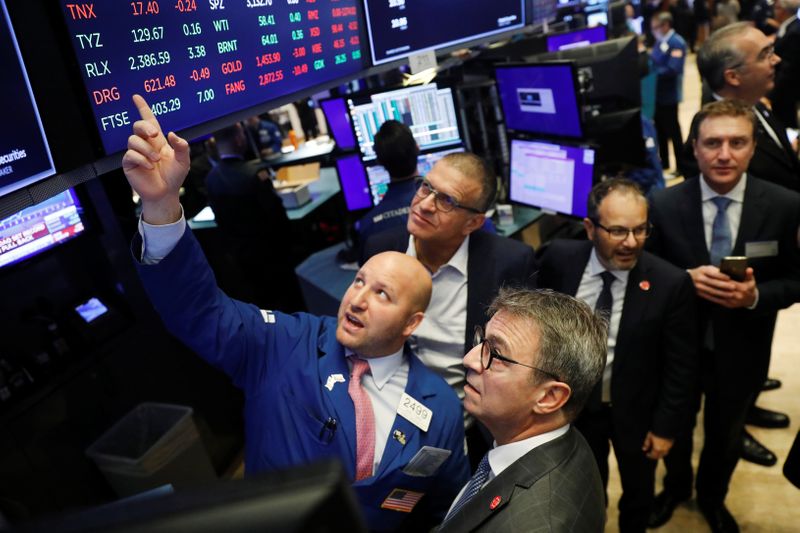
336, 153, 373, 212
0, 0, 56, 199
365, 146, 464, 206
509, 138, 595, 217
348, 84, 462, 161
0, 188, 85, 268
546, 25, 607, 51
363, 0, 526, 65
57, 0, 367, 155
495, 62, 583, 139
321, 96, 358, 151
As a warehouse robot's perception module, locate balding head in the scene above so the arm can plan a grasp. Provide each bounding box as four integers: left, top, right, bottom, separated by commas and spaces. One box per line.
336, 252, 431, 357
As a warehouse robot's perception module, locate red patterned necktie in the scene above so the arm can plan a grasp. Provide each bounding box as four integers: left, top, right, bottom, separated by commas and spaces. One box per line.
349, 357, 375, 481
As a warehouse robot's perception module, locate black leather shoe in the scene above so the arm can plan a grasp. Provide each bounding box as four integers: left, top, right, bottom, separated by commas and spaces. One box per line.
746, 405, 790, 428
762, 378, 782, 391
647, 490, 690, 528
699, 503, 739, 533
742, 430, 777, 466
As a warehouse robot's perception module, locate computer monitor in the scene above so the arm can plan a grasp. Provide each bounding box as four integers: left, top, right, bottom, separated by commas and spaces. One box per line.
15, 460, 367, 533
0, 0, 56, 199
584, 107, 646, 168
495, 62, 583, 139
320, 97, 358, 151
335, 153, 373, 212
364, 146, 464, 206
528, 0, 559, 24
0, 188, 86, 269
546, 25, 607, 51
348, 84, 462, 161
363, 0, 526, 65
509, 138, 595, 218
586, 11, 609, 26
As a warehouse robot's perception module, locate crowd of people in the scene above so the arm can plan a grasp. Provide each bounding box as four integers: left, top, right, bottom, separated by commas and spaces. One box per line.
117, 9, 800, 532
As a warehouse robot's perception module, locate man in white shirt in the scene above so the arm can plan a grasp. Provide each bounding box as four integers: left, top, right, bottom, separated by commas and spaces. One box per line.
437, 287, 607, 532
648, 100, 800, 533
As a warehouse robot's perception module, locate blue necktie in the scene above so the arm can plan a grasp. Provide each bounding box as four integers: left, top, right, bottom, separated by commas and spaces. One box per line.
444, 453, 491, 522
709, 197, 733, 267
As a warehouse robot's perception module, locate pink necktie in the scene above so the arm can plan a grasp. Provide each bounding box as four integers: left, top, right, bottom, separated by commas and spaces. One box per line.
349, 357, 376, 481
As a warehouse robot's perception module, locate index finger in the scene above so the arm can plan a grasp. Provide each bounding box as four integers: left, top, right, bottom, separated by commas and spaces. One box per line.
132, 94, 162, 136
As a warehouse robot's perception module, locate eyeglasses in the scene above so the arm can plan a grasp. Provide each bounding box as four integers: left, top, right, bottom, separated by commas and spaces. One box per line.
731, 44, 776, 69
415, 178, 484, 214
473, 326, 561, 381
592, 220, 652, 241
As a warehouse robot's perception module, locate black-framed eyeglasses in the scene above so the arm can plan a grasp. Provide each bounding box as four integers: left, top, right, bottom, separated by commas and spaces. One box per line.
473, 326, 561, 381
591, 220, 653, 241
415, 178, 484, 214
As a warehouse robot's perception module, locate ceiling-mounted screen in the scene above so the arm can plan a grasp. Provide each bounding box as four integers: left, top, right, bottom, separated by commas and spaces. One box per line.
363, 0, 526, 65
0, 0, 56, 198
58, 0, 366, 155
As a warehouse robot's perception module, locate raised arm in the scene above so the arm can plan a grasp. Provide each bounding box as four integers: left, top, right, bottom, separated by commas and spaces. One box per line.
121, 94, 191, 225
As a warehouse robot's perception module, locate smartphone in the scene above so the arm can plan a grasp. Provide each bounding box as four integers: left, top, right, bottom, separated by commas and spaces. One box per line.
720, 256, 748, 282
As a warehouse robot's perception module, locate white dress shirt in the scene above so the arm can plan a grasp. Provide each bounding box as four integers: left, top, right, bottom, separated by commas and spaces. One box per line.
406, 235, 469, 400
575, 250, 629, 403
446, 424, 570, 516
346, 349, 408, 475
699, 173, 746, 250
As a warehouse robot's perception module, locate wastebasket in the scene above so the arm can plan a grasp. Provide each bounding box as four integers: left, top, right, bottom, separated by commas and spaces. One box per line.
86, 402, 216, 497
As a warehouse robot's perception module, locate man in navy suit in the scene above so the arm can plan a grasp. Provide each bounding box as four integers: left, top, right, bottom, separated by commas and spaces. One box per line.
121, 95, 470, 531
651, 12, 688, 173
536, 178, 698, 533
647, 100, 800, 532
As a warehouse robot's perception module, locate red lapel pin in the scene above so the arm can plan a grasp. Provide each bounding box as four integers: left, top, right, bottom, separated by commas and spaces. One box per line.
639, 280, 650, 291
490, 496, 502, 510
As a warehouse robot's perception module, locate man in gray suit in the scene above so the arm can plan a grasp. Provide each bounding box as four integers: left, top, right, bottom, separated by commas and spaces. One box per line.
438, 288, 607, 532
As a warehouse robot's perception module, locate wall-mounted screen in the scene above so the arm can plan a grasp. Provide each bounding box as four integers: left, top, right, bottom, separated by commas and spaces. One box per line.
58, 0, 366, 155
0, 0, 56, 199
495, 62, 583, 138
546, 25, 607, 51
0, 189, 85, 268
509, 138, 594, 217
363, 0, 526, 65
348, 84, 462, 161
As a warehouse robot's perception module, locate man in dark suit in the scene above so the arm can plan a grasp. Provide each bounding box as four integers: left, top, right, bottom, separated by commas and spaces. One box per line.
536, 178, 698, 533
361, 152, 537, 464
647, 100, 800, 532
438, 288, 607, 532
770, 0, 800, 128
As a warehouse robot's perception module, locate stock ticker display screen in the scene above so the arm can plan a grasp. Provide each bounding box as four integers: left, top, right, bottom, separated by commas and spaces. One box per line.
363, 0, 525, 65
59, 0, 366, 154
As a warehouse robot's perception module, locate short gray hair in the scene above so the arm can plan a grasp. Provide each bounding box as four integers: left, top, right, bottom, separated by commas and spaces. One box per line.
488, 287, 607, 421
697, 22, 752, 92
440, 152, 497, 212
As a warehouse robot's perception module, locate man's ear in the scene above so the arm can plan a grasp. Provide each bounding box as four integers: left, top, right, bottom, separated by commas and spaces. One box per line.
462, 213, 486, 236
723, 68, 741, 88
583, 217, 595, 241
531, 382, 572, 415
402, 311, 425, 337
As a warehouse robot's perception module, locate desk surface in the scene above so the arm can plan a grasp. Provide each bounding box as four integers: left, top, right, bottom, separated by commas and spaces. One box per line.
187, 167, 340, 229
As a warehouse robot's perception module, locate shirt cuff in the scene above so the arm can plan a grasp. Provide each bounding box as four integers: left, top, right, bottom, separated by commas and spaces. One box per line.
746, 287, 759, 310
138, 205, 186, 265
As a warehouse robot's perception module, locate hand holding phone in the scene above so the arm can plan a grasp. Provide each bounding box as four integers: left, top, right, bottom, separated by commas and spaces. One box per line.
720, 256, 748, 282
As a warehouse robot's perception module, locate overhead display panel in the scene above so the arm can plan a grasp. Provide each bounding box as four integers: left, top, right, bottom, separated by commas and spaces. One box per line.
0, 0, 56, 198
58, 0, 366, 154
363, 0, 525, 65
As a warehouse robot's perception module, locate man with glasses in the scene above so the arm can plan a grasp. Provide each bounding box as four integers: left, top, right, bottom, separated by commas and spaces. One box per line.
361, 152, 537, 467
438, 287, 607, 532
648, 100, 800, 532
534, 178, 698, 533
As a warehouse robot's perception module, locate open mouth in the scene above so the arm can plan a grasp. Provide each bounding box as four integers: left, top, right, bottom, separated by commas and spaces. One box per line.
344, 313, 365, 330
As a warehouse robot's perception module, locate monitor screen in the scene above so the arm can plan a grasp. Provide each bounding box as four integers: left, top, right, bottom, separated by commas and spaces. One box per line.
363, 0, 526, 65
335, 153, 372, 212
321, 97, 357, 151
529, 0, 559, 24
509, 138, 594, 217
364, 146, 464, 205
546, 25, 607, 51
348, 84, 462, 161
0, 188, 85, 268
586, 11, 609, 26
0, 0, 56, 198
495, 63, 583, 138
57, 0, 366, 155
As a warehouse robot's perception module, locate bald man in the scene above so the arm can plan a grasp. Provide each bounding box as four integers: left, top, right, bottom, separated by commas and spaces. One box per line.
122, 95, 469, 531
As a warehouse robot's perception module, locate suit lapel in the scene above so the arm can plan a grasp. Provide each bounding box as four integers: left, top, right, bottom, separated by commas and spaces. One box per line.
732, 177, 768, 255
681, 178, 710, 265
614, 258, 650, 373
755, 104, 798, 172
562, 242, 593, 296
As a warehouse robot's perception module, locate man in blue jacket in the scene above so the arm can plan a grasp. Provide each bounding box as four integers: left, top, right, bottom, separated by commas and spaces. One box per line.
651, 12, 688, 174
122, 95, 469, 531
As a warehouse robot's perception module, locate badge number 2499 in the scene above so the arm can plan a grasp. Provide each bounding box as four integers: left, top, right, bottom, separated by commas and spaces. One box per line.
397, 392, 432, 432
